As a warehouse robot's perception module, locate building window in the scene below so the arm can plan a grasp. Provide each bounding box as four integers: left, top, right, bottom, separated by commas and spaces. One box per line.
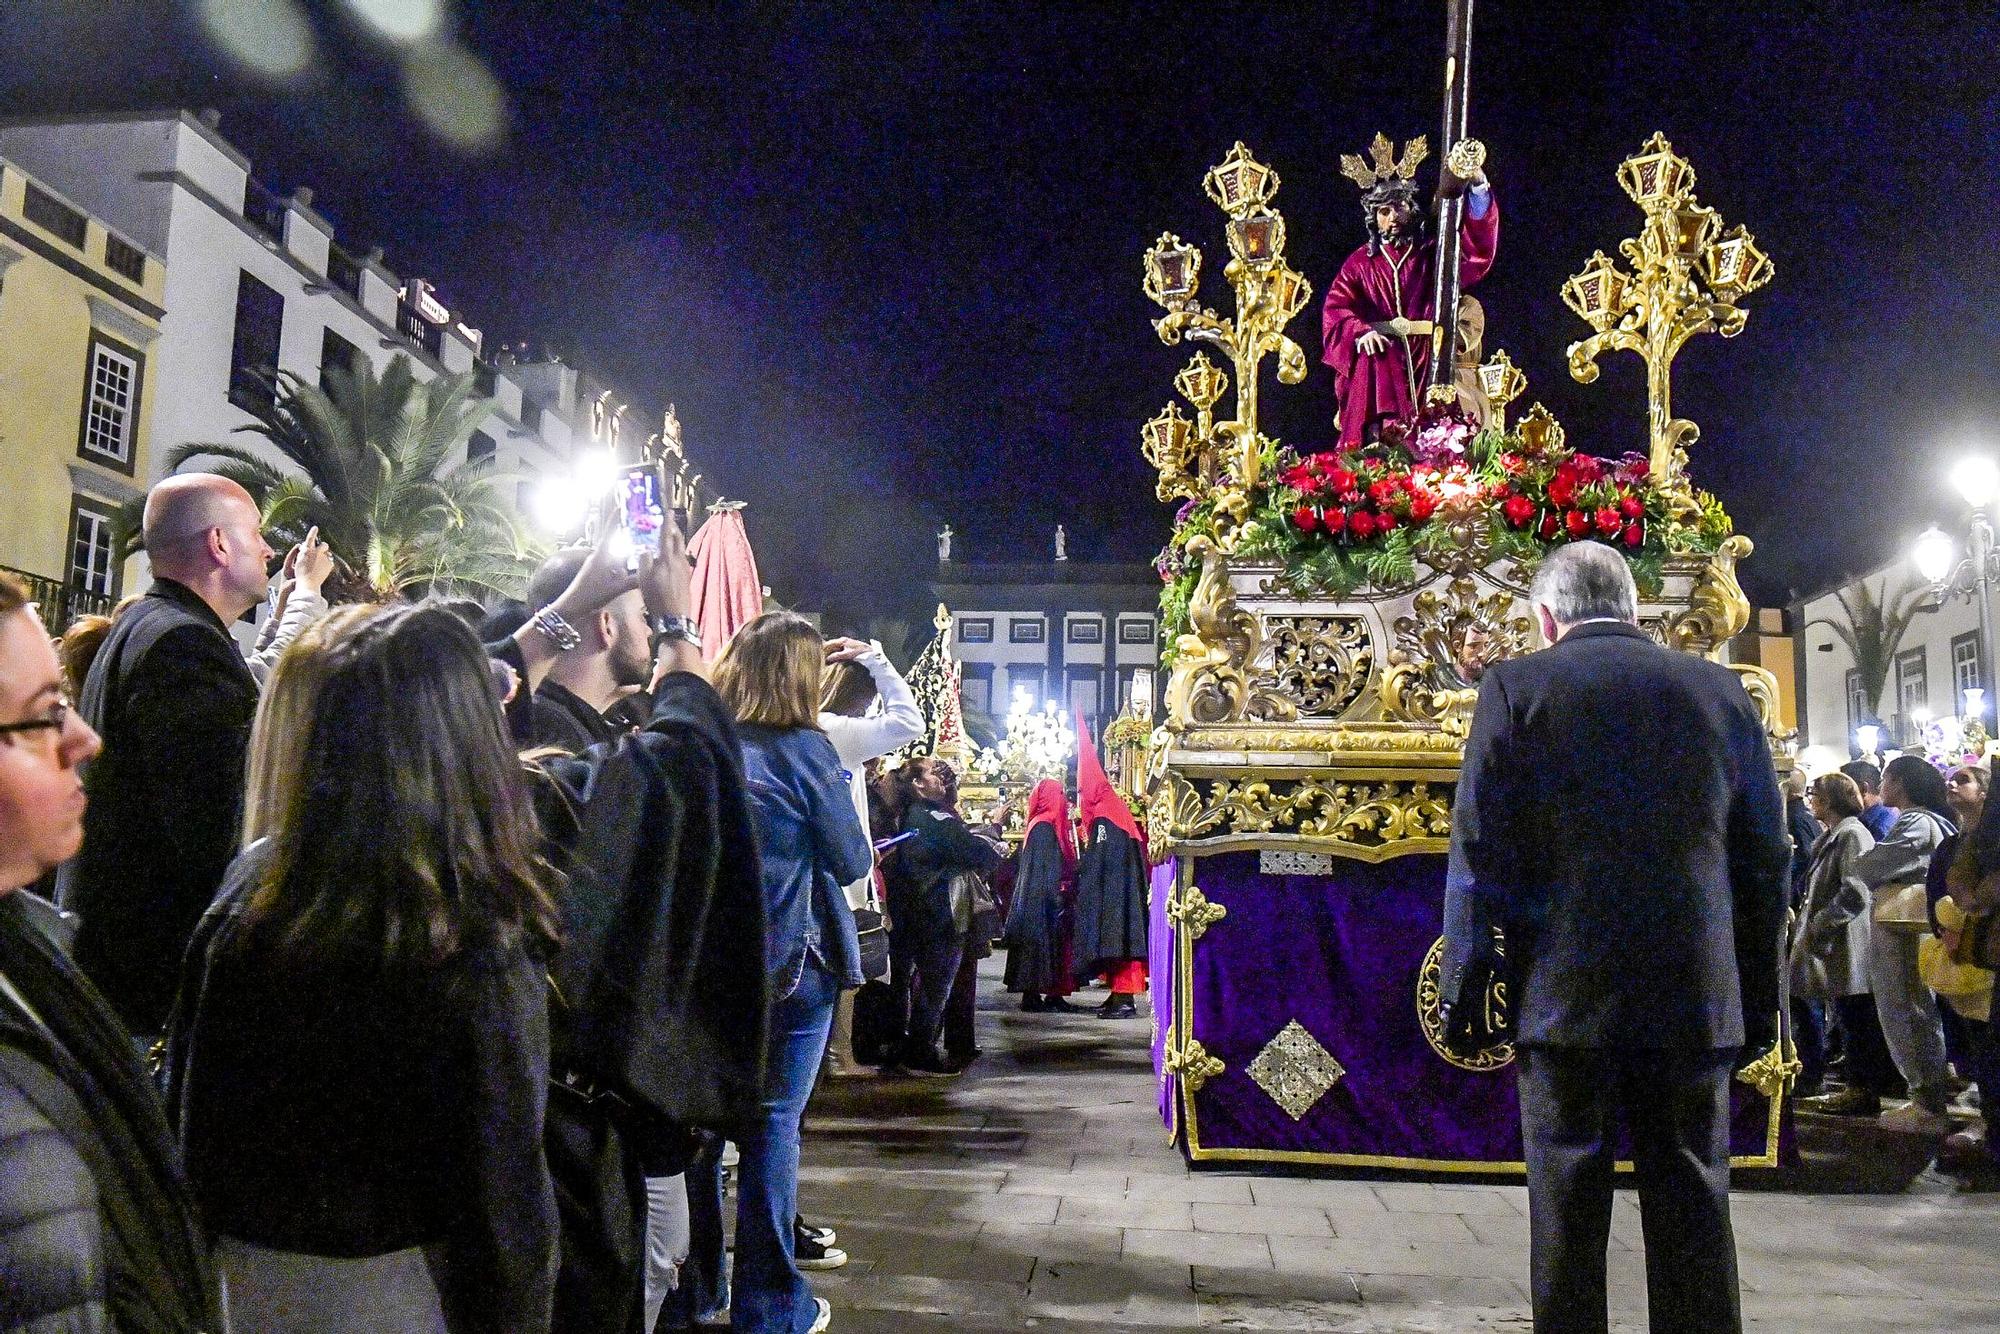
1119, 617, 1155, 645
1845, 669, 1867, 732
957, 617, 993, 645
103, 233, 147, 284
520, 397, 545, 434
1066, 618, 1104, 645
1951, 633, 1983, 704
67, 498, 119, 599
1007, 665, 1046, 707
468, 430, 496, 463
1896, 648, 1928, 726
1066, 669, 1101, 722
76, 334, 142, 473
328, 247, 363, 300
229, 271, 285, 415
22, 181, 87, 250
961, 663, 993, 717
474, 361, 498, 396
1009, 617, 1046, 644
319, 326, 361, 391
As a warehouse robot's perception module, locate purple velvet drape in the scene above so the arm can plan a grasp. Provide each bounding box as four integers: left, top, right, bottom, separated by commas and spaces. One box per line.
1160, 851, 1791, 1170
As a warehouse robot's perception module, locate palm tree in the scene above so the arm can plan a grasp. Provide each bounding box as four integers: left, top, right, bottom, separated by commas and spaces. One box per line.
1808, 576, 1929, 722
161, 355, 539, 600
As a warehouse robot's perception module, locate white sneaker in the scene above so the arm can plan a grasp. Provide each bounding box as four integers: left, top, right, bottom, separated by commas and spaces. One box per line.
810, 1296, 833, 1332
1878, 1100, 1951, 1137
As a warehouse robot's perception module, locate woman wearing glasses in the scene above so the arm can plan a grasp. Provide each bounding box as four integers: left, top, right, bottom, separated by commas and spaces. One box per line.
0, 571, 221, 1330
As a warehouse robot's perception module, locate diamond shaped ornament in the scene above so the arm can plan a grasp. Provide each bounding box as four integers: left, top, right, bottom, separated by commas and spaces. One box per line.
1246, 1020, 1346, 1121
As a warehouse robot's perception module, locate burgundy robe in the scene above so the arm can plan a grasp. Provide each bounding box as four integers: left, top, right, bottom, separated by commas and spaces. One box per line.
1320, 196, 1500, 446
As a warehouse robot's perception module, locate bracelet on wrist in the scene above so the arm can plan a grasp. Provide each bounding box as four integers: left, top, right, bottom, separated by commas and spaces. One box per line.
531, 605, 583, 652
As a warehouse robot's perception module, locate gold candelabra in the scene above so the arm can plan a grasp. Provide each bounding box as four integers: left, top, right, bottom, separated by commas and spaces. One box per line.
1563, 132, 1773, 483
1141, 143, 1313, 515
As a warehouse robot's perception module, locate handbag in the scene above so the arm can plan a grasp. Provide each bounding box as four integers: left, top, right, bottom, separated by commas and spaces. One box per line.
852, 907, 890, 981
1869, 880, 1930, 932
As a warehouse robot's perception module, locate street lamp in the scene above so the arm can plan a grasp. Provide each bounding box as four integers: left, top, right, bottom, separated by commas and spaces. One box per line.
1914, 452, 2000, 719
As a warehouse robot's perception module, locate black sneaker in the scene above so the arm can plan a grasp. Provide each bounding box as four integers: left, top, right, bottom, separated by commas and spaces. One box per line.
796, 1215, 836, 1247
795, 1231, 849, 1271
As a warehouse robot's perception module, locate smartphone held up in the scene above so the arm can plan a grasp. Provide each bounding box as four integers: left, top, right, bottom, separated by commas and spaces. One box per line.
615, 463, 666, 572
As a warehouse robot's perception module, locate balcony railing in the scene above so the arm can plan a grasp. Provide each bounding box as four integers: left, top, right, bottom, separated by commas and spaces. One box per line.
3, 567, 113, 636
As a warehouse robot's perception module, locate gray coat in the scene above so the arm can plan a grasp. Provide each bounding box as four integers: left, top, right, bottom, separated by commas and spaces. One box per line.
1796, 817, 1875, 998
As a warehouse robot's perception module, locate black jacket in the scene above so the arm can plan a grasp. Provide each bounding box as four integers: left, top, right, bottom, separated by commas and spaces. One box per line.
168, 851, 557, 1332
1070, 818, 1150, 981
528, 680, 621, 755
0, 893, 219, 1333
57, 580, 257, 1034
530, 670, 771, 1135
889, 802, 1000, 946
1442, 621, 1790, 1051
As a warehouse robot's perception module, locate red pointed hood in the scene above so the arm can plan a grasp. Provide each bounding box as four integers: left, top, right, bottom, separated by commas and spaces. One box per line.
1022, 778, 1076, 870
1074, 709, 1143, 846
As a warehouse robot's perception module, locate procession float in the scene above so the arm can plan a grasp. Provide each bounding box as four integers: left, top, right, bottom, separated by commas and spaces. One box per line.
1133, 5, 1796, 1173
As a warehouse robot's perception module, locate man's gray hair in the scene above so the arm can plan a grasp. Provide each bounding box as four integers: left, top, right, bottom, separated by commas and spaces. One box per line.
1529, 541, 1639, 626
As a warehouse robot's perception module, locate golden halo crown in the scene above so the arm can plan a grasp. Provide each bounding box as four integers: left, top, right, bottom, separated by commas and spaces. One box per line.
1339, 132, 1429, 191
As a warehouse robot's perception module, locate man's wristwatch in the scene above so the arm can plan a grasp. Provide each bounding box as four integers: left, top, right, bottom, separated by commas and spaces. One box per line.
652, 614, 703, 649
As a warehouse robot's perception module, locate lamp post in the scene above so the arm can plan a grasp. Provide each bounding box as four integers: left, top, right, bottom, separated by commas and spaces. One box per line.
1912, 453, 2000, 732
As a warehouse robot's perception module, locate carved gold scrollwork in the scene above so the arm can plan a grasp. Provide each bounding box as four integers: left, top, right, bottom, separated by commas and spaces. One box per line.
1252, 616, 1373, 718
1664, 534, 1754, 660
1380, 577, 1533, 736
1734, 1033, 1802, 1100
1731, 662, 1790, 749
1165, 1037, 1227, 1093
1165, 547, 1299, 727
1178, 777, 1452, 848
1166, 884, 1227, 940
1416, 935, 1515, 1072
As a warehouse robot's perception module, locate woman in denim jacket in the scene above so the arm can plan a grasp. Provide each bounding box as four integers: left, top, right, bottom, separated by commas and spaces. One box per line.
713, 613, 872, 1334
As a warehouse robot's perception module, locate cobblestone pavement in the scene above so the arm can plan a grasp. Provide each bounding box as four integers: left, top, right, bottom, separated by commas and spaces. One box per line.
796, 959, 2000, 1332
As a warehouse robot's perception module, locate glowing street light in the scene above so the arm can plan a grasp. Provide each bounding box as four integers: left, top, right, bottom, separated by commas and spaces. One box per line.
1951, 454, 2000, 511
1853, 724, 1881, 759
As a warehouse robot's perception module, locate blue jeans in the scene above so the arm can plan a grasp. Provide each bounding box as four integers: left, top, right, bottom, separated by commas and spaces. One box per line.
731, 962, 836, 1333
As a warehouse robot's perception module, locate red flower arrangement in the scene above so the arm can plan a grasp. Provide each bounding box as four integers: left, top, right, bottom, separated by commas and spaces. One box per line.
1271, 405, 1667, 559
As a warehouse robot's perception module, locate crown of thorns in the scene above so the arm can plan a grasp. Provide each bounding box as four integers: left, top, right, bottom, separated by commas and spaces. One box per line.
1340, 133, 1429, 191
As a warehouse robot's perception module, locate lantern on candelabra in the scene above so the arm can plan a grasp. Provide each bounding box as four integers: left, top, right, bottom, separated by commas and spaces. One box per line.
1565, 132, 1774, 484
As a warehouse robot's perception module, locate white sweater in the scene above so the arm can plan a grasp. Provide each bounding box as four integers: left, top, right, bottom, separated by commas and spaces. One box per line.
818, 645, 925, 910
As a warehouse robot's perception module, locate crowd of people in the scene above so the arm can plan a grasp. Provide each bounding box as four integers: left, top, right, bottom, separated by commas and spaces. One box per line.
0, 470, 1155, 1332
1789, 754, 1999, 1179
12, 472, 1997, 1333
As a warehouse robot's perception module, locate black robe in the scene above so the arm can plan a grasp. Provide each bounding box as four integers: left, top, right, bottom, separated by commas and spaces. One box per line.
500, 653, 770, 1334
1002, 823, 1070, 994
1070, 817, 1149, 983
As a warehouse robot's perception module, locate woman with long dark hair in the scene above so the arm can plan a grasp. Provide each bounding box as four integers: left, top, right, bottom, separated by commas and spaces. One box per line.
171, 604, 561, 1331
713, 612, 873, 1334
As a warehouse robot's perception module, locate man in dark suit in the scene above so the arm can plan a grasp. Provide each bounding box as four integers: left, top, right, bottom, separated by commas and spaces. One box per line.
1443, 540, 1789, 1334
57, 474, 271, 1037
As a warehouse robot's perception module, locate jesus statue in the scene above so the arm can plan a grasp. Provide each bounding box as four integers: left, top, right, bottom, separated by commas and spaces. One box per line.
1320, 133, 1498, 447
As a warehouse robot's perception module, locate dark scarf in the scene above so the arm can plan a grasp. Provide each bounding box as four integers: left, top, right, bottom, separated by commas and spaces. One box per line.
0, 893, 218, 1331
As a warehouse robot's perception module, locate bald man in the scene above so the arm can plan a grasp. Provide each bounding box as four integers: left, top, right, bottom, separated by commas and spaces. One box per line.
56, 474, 272, 1035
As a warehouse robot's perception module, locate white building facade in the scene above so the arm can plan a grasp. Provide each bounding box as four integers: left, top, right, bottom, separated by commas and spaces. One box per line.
0, 110, 640, 512
932, 559, 1160, 739
1795, 553, 1992, 756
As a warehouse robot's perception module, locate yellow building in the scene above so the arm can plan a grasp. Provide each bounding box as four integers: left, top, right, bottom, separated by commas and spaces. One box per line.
0, 158, 163, 631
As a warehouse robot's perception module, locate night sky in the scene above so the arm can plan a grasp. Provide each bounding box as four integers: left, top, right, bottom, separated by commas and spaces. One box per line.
5, 1, 1997, 620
